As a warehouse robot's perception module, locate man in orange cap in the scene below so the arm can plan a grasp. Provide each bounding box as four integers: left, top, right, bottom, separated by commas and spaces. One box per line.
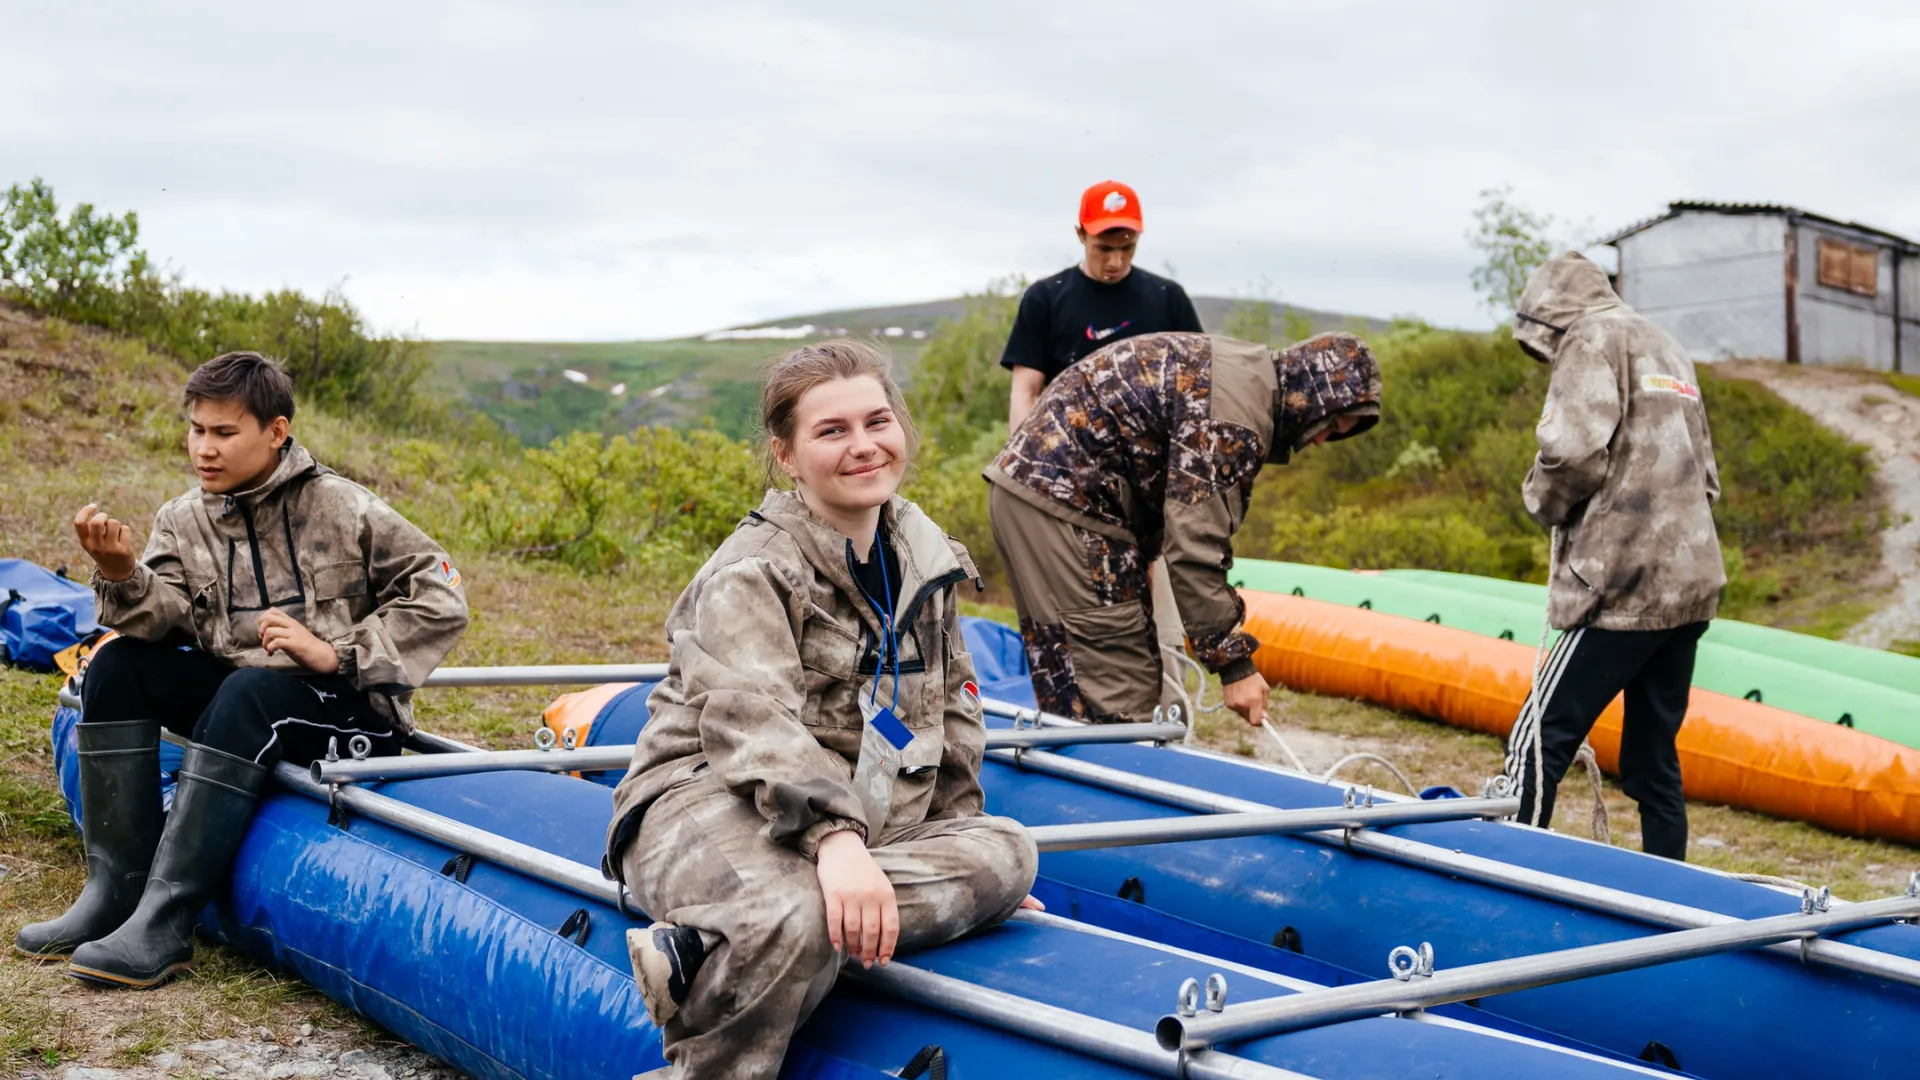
1000, 180, 1203, 428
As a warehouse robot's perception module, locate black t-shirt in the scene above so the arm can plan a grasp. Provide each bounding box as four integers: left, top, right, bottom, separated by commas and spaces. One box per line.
998, 265, 1204, 384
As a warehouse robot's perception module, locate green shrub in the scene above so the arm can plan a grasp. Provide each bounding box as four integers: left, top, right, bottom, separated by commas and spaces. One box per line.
1, 178, 426, 421
1695, 369, 1876, 550
463, 425, 761, 576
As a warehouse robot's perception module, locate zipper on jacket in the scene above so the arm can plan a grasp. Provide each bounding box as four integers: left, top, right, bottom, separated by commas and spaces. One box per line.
843, 540, 966, 676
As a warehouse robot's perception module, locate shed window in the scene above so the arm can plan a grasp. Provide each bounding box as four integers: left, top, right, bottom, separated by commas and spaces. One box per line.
1817, 237, 1879, 297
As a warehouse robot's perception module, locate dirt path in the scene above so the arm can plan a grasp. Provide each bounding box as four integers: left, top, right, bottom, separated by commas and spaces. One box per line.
1720, 362, 1920, 649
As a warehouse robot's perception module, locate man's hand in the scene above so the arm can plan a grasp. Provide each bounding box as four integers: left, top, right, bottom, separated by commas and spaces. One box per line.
1222, 671, 1270, 727
816, 828, 898, 969
259, 608, 341, 674
72, 504, 137, 582
1019, 894, 1046, 912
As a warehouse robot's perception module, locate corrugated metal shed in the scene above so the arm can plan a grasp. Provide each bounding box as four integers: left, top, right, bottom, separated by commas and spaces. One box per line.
1604, 202, 1918, 371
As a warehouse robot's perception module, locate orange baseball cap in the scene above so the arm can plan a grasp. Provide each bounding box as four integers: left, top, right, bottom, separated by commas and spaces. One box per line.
1079, 180, 1143, 234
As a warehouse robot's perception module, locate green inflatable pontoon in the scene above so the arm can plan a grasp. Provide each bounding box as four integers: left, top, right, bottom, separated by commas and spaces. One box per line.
1230, 559, 1920, 752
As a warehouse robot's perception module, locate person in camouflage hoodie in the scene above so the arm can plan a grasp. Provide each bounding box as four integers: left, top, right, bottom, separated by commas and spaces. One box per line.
1501, 251, 1725, 861
608, 342, 1037, 1080
986, 331, 1382, 725
15, 351, 469, 986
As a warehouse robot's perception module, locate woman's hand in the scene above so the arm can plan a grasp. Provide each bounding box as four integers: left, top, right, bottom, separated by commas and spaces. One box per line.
815, 828, 897, 969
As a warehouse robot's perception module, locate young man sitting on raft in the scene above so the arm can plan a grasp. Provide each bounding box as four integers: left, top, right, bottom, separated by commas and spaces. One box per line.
607, 341, 1039, 1080
15, 350, 470, 987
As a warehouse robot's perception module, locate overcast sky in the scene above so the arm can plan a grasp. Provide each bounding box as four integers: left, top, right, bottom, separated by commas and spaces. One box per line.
7, 1, 1918, 340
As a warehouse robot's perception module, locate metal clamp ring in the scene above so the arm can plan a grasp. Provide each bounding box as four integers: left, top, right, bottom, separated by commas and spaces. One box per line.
325, 736, 341, 763
1801, 885, 1832, 914
1388, 942, 1435, 981
1343, 786, 1358, 810
1204, 972, 1229, 1013
347, 734, 373, 761
562, 727, 578, 750
1907, 871, 1919, 899
533, 727, 557, 751
1176, 977, 1201, 1018
1153, 705, 1165, 725
1166, 703, 1184, 727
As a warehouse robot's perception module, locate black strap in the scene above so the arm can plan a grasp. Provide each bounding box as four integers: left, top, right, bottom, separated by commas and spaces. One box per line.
1357, 599, 1372, 610
558, 908, 591, 946
1499, 629, 1515, 640
898, 1045, 947, 1080
1424, 613, 1442, 624
1837, 713, 1855, 729
1744, 689, 1763, 702
1117, 876, 1146, 904
441, 853, 475, 884
1271, 926, 1303, 953
1290, 586, 1304, 597
1637, 1040, 1682, 1071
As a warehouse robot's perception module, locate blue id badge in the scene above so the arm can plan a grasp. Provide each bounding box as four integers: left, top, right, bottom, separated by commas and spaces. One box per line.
853, 691, 914, 836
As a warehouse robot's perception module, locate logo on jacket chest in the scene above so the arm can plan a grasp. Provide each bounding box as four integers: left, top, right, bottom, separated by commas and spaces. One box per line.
1639, 373, 1701, 401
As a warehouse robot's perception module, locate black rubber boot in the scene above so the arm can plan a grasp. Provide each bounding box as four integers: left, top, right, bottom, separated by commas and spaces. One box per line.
67, 743, 268, 988
14, 721, 163, 958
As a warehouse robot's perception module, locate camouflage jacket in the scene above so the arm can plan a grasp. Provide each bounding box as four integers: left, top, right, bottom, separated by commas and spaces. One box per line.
604, 490, 988, 871
92, 441, 469, 733
1516, 252, 1725, 631
985, 331, 1381, 674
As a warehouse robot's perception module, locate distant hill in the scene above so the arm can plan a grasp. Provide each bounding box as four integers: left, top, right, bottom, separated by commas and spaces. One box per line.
430, 293, 1388, 445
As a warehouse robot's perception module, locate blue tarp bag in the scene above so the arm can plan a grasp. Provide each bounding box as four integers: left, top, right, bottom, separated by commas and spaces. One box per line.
0, 558, 99, 670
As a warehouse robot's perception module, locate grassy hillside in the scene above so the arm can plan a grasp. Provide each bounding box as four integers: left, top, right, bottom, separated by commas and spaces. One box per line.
3, 300, 1914, 1074
428, 292, 1387, 446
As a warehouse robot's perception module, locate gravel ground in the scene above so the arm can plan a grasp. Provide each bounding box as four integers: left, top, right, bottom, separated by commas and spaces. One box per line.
1725, 362, 1920, 649
20, 1024, 461, 1080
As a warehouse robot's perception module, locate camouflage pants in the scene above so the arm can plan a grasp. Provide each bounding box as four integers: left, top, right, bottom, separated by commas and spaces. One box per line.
618, 773, 1037, 1080
988, 484, 1163, 723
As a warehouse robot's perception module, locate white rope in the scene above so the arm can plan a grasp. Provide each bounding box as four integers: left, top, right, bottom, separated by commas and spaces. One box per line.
1319, 752, 1419, 796
1163, 644, 1418, 796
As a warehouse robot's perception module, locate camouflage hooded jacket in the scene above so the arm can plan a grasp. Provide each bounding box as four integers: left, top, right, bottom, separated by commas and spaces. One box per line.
92, 441, 470, 733
985, 331, 1381, 673
604, 489, 987, 872
1516, 252, 1725, 632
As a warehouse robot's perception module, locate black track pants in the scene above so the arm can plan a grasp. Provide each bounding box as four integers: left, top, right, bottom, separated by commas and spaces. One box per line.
1503, 622, 1708, 861
80, 638, 397, 767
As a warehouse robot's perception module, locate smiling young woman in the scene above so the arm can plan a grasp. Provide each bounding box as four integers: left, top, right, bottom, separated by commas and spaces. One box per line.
604, 340, 1039, 1080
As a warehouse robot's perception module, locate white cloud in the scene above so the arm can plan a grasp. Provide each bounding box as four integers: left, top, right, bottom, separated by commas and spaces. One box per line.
4, 0, 1917, 338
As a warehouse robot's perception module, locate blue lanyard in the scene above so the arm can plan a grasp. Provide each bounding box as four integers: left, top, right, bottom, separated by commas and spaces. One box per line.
853, 533, 901, 711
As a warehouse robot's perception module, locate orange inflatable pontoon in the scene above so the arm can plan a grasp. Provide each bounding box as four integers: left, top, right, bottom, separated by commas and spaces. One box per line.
1240, 590, 1920, 843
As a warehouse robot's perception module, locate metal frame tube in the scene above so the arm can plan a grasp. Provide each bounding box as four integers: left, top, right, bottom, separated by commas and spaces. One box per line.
1160, 894, 1920, 1051
269, 762, 1309, 1080
272, 763, 632, 909
420, 664, 668, 688
1028, 798, 1517, 854
990, 747, 1920, 989
850, 961, 1317, 1080
313, 722, 1193, 785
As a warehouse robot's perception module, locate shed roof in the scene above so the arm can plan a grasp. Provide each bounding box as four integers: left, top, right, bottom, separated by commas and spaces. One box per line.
1602, 201, 1920, 252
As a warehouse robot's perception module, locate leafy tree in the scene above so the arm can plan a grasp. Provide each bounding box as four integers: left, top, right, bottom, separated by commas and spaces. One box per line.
0, 178, 147, 320
0, 177, 425, 420
1467, 185, 1557, 317
903, 277, 1022, 450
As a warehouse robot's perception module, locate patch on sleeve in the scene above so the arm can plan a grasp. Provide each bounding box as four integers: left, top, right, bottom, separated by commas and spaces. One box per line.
439, 559, 462, 588
1639, 373, 1702, 401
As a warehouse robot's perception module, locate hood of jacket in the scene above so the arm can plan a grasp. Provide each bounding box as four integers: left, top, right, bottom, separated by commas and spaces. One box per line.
1513, 251, 1623, 364
198, 440, 328, 520
1268, 332, 1383, 464
746, 488, 973, 632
